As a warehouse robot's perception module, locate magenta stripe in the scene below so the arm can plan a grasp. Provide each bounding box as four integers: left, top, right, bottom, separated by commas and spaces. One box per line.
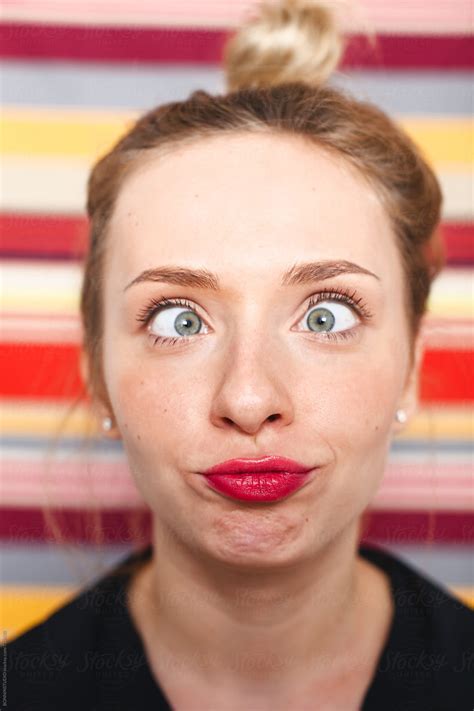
0, 22, 471, 68
1, 507, 472, 543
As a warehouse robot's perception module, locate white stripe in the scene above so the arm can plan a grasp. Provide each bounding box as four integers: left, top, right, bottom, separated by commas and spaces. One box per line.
0, 156, 472, 219
421, 319, 474, 350
0, 315, 82, 343
1, 260, 82, 315
1, 262, 473, 321
1, 312, 473, 348
0, 156, 89, 215
427, 268, 474, 320
372, 489, 474, 511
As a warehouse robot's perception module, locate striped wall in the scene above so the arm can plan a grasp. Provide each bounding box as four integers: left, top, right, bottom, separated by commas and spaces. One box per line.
1, 1, 473, 641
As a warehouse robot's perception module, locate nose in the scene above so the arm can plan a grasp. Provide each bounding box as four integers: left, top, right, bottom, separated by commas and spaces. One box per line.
209, 332, 294, 437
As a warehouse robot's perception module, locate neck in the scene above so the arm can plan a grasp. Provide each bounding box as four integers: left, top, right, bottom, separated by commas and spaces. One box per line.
131, 518, 374, 688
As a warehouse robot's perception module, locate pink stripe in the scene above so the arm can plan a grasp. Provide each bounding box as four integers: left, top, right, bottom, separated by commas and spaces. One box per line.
2, 1, 471, 33
2, 459, 472, 512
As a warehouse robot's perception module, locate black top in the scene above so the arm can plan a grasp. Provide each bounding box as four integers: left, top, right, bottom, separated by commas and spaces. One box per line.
4, 543, 474, 710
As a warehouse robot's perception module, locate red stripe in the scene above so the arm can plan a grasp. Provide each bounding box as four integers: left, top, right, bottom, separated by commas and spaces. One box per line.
0, 213, 87, 259
420, 350, 474, 402
0, 23, 471, 68
0, 343, 86, 400
0, 342, 472, 402
1, 213, 473, 265
0, 506, 472, 543
441, 223, 474, 265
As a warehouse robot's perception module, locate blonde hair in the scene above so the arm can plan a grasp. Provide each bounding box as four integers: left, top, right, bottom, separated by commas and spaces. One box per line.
224, 1, 344, 90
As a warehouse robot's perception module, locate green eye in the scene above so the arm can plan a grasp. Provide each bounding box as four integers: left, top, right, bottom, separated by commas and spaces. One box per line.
150, 307, 204, 338
305, 301, 357, 333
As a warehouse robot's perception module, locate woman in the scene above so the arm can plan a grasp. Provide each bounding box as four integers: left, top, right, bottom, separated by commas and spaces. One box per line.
5, 1, 473, 709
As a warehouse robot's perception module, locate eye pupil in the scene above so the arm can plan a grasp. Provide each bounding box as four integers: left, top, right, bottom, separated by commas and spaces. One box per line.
308, 307, 335, 332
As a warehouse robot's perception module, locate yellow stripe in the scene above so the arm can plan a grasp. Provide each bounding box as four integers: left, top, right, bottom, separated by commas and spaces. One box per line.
0, 108, 136, 161
451, 586, 474, 609
0, 403, 95, 437
1, 108, 472, 167
2, 583, 473, 642
1, 402, 472, 440
427, 300, 474, 319
1, 586, 76, 641
400, 407, 474, 440
398, 117, 473, 167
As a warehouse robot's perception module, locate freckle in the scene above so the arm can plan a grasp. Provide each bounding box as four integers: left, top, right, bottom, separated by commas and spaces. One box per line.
137, 434, 141, 441
305, 518, 309, 523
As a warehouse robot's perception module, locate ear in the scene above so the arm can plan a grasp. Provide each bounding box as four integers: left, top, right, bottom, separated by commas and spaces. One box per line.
393, 328, 424, 434
79, 348, 121, 440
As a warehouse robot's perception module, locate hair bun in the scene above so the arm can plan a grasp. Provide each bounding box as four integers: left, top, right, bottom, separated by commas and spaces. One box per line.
223, 0, 344, 92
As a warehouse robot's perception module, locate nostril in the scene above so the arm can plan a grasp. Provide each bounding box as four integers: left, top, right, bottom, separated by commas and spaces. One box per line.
267, 414, 279, 422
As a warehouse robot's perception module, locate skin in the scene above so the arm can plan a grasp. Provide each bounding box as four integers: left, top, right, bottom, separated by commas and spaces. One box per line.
82, 132, 421, 709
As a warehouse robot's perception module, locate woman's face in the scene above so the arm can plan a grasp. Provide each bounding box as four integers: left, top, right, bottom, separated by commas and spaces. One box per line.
98, 132, 417, 567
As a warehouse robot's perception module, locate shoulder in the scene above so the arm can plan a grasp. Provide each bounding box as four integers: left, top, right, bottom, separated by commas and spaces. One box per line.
4, 547, 149, 711
359, 543, 474, 710
359, 542, 474, 635
5, 586, 103, 709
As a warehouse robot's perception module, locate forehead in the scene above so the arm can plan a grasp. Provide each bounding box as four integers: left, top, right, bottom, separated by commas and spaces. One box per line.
107, 132, 397, 282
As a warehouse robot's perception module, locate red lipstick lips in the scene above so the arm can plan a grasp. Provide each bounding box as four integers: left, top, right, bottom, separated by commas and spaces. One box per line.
202, 455, 314, 502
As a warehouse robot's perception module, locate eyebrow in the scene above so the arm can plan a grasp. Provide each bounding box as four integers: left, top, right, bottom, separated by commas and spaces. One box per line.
123, 259, 380, 292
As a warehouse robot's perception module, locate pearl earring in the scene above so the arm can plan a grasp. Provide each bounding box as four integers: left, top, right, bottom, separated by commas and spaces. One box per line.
395, 409, 407, 424
102, 416, 113, 432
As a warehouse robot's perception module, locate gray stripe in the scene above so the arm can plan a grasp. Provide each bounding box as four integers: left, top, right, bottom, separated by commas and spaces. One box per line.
1, 542, 472, 587
2, 61, 471, 115
331, 70, 473, 116
0, 436, 472, 454
383, 544, 474, 589
0, 543, 132, 586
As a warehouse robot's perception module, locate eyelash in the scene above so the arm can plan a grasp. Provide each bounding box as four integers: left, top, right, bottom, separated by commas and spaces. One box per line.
135, 288, 374, 348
